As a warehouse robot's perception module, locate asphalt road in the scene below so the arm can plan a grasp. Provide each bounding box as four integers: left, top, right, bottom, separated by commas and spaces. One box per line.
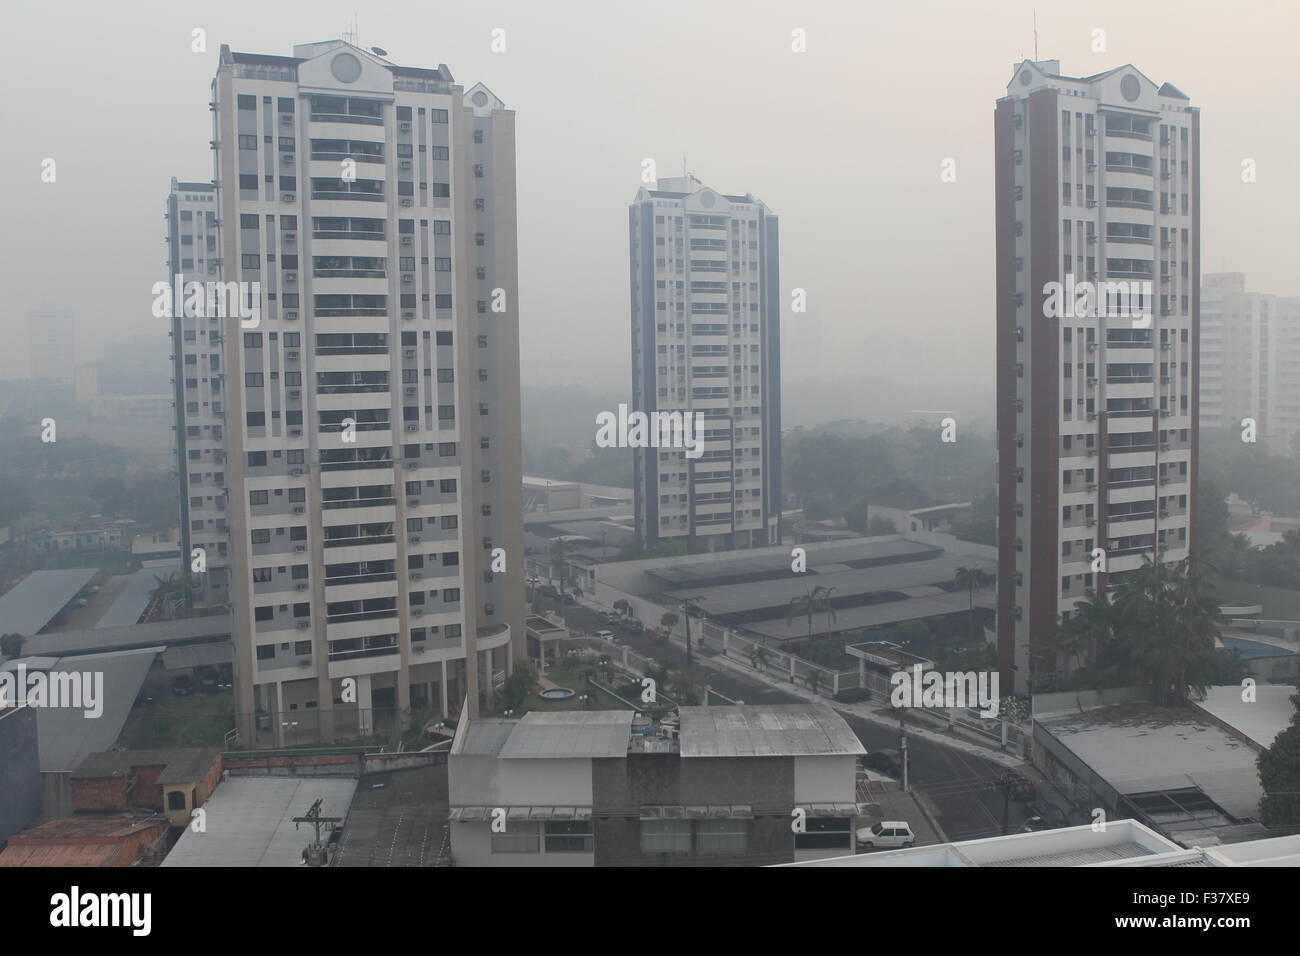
547, 598, 1045, 842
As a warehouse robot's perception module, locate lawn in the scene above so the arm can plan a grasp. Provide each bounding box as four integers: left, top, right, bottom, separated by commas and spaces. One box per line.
494, 662, 639, 716
121, 689, 236, 749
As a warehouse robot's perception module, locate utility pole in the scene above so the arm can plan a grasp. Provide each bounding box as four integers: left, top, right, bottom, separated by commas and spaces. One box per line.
899, 707, 909, 792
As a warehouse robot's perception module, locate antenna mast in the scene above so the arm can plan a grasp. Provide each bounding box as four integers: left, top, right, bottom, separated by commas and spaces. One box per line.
1033, 10, 1038, 61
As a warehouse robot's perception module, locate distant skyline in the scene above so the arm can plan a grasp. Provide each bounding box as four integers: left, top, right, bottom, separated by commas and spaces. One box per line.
4, 0, 1297, 422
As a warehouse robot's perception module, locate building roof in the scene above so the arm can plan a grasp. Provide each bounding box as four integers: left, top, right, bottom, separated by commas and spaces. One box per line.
162, 776, 358, 867
0, 569, 97, 637
5, 648, 163, 772
498, 711, 636, 759
21, 614, 232, 659
93, 564, 181, 629
1194, 684, 1296, 751
1036, 702, 1264, 820
0, 815, 168, 867
644, 538, 936, 589
71, 747, 221, 784
677, 705, 865, 758
743, 590, 980, 641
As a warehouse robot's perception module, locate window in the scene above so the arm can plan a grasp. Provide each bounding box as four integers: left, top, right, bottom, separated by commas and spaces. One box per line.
250, 490, 269, 505
641, 819, 691, 853
431, 108, 448, 124
254, 606, 273, 622
252, 567, 273, 583
696, 819, 747, 854
248, 452, 268, 467
544, 821, 592, 853
251, 529, 271, 545
794, 817, 852, 851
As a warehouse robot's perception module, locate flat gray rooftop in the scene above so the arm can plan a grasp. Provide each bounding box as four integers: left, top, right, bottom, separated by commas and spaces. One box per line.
94, 563, 181, 629
645, 538, 935, 588
162, 776, 358, 867
0, 569, 96, 637
1037, 703, 1264, 819
680, 554, 993, 618
744, 590, 979, 641
678, 705, 865, 758
22, 614, 232, 659
498, 711, 636, 759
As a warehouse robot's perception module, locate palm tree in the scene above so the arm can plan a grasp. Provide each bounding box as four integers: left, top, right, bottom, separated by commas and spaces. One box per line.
1113, 556, 1222, 706
149, 573, 185, 621
786, 585, 837, 643
750, 645, 771, 673
1057, 587, 1124, 685
953, 567, 991, 645
549, 538, 574, 592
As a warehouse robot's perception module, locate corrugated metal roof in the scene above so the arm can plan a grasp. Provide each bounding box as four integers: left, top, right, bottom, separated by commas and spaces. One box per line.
678, 705, 865, 758
645, 539, 935, 588
94, 563, 181, 629
0, 569, 97, 636
498, 711, 635, 759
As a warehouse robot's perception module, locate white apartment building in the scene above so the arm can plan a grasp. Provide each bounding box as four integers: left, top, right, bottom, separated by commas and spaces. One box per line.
167, 178, 231, 608
206, 39, 524, 745
1200, 272, 1300, 453
628, 177, 782, 552
994, 61, 1199, 694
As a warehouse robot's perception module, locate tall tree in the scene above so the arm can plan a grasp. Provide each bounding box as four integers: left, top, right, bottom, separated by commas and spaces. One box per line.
953, 567, 991, 645
786, 585, 837, 642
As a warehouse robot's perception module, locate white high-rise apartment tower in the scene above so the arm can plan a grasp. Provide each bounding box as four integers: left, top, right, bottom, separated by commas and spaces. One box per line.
206, 40, 523, 744
628, 177, 782, 552
166, 178, 231, 608
994, 61, 1199, 694
1200, 273, 1300, 453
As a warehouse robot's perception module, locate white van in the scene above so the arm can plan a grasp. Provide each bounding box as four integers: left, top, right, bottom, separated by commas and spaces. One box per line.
856, 821, 916, 850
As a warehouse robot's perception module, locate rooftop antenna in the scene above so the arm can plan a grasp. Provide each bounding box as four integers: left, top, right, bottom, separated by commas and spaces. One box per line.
1033, 9, 1038, 61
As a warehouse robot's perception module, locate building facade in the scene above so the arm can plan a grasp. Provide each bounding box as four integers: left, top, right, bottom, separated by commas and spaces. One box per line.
1200, 272, 1300, 453
629, 177, 781, 552
166, 178, 230, 608
27, 306, 75, 386
994, 61, 1199, 693
205, 40, 523, 745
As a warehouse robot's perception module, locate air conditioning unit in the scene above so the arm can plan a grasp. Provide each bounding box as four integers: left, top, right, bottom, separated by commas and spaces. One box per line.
284, 272, 297, 282
290, 467, 303, 476
402, 311, 415, 320
288, 390, 300, 399
1086, 448, 1097, 457
281, 114, 293, 124
400, 236, 414, 245
1086, 162, 1096, 172
409, 571, 422, 580
1086, 518, 1096, 527
1087, 377, 1098, 386
412, 608, 424, 617
1087, 412, 1098, 421
404, 386, 417, 396
409, 535, 421, 544
403, 348, 416, 359
1087, 234, 1097, 244
284, 232, 296, 242
294, 544, 307, 552
1159, 509, 1170, 518
282, 193, 295, 202
399, 160, 412, 169
1085, 483, 1097, 492
399, 121, 411, 131
293, 505, 305, 513
406, 424, 418, 432
295, 582, 307, 590
400, 198, 414, 207
1161, 342, 1172, 350
404, 461, 418, 469
402, 274, 414, 283
1087, 342, 1097, 351
296, 620, 310, 628
289, 429, 302, 437
286, 350, 299, 359
1086, 199, 1097, 208
281, 153, 294, 164
1159, 443, 1171, 451
285, 311, 298, 320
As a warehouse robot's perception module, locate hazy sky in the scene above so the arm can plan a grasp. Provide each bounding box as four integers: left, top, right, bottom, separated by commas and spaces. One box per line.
3, 0, 1297, 423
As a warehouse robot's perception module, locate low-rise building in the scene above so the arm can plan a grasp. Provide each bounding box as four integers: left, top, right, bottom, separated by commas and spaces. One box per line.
448, 704, 865, 866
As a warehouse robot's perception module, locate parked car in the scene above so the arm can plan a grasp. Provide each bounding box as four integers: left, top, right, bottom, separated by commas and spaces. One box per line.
1000, 769, 1037, 801
622, 619, 644, 635
863, 749, 903, 777
597, 611, 615, 625
197, 666, 220, 693
536, 584, 559, 599
856, 821, 916, 850
1021, 805, 1069, 831
595, 629, 616, 640
170, 675, 193, 698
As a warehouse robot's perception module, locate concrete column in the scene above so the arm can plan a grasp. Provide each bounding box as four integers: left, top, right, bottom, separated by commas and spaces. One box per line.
275, 681, 285, 748
356, 674, 373, 737
832, 672, 839, 696
789, 656, 796, 682
440, 660, 449, 717
858, 659, 865, 687
722, 630, 729, 657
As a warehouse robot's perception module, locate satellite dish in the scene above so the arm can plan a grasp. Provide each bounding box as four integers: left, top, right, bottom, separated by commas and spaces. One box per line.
370, 46, 388, 56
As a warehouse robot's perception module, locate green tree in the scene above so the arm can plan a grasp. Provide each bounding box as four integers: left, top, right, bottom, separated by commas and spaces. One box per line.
1258, 679, 1300, 827
668, 667, 705, 706
659, 611, 679, 636
501, 661, 538, 713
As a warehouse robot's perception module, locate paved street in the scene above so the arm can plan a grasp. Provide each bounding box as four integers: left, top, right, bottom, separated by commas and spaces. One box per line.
543, 597, 1049, 843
